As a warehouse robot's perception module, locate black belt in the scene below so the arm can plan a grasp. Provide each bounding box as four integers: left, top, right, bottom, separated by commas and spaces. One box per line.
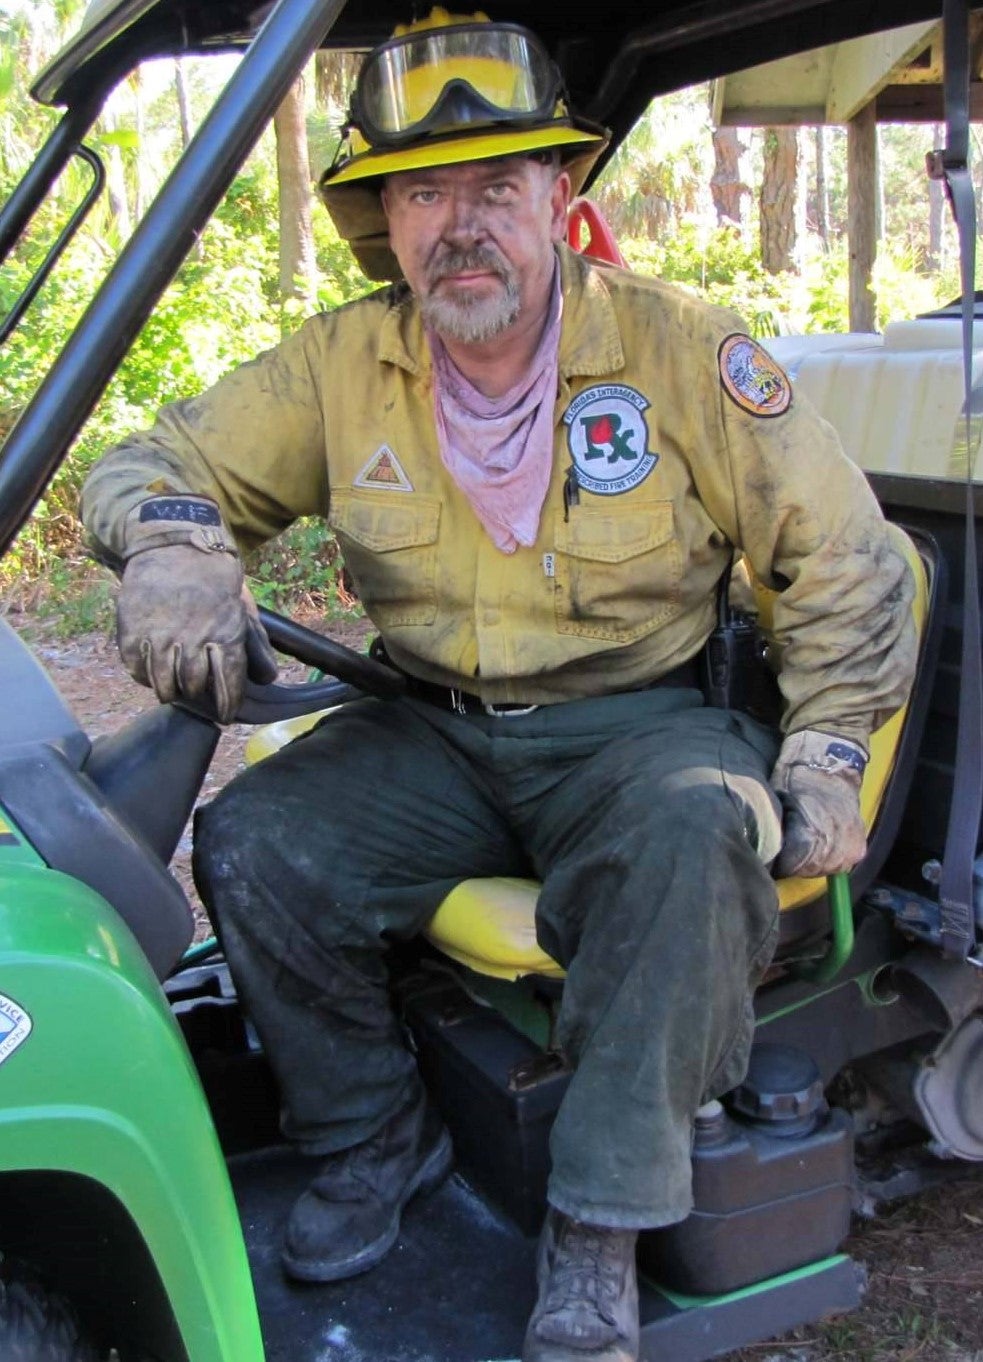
400, 657, 701, 716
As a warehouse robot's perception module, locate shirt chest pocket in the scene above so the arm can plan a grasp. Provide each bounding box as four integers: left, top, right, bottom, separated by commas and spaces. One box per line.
331, 491, 440, 629
553, 501, 682, 643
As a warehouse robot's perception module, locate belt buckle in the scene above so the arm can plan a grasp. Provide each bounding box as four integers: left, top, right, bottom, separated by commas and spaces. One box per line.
483, 701, 540, 718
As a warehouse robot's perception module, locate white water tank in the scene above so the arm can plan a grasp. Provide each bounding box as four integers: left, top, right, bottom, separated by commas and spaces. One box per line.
763, 320, 983, 479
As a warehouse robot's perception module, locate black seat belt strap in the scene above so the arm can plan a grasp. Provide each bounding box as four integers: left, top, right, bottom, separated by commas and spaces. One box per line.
928, 0, 983, 959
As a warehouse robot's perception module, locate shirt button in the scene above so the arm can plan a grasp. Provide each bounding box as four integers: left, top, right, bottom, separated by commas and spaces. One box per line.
483, 610, 501, 626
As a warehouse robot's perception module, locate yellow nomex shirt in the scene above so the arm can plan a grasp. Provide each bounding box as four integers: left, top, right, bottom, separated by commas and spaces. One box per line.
81, 245, 915, 746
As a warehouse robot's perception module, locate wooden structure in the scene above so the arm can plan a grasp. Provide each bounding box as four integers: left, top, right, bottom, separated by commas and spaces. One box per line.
711, 18, 983, 330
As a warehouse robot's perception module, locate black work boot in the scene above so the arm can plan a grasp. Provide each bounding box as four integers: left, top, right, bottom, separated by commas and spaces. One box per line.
523, 1209, 639, 1362
282, 1088, 453, 1282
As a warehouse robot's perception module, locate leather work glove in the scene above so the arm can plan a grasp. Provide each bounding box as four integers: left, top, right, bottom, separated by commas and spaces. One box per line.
770, 729, 869, 879
117, 496, 278, 723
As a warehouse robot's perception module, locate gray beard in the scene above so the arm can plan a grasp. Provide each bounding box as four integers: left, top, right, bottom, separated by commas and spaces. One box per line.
420, 275, 521, 344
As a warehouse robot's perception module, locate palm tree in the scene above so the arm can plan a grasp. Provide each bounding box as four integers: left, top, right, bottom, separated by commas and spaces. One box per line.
273, 75, 317, 311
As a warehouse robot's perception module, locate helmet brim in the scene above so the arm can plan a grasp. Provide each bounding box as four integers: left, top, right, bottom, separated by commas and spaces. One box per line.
318, 125, 609, 281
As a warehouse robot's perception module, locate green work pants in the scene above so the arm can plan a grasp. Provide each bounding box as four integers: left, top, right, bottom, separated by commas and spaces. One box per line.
194, 687, 782, 1229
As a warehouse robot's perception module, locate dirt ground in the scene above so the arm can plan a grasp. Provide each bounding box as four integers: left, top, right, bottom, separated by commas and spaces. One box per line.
15, 612, 983, 1362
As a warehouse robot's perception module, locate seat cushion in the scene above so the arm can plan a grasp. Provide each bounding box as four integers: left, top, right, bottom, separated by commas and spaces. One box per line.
243, 709, 336, 766
424, 877, 561, 979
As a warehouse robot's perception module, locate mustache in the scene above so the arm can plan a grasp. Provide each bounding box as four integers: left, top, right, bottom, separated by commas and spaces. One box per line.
425, 245, 511, 286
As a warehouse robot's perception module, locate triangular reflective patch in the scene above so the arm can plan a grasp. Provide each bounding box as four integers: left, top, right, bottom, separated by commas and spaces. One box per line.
353, 444, 414, 492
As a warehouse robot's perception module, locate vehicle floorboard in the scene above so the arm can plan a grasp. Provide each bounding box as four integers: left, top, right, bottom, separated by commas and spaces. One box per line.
231, 1145, 535, 1362
230, 1146, 863, 1362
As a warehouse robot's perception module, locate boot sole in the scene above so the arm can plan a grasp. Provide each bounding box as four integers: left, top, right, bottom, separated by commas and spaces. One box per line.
282, 1128, 454, 1284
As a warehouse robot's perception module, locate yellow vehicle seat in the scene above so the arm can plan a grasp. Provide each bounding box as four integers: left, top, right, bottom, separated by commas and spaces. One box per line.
244, 522, 940, 982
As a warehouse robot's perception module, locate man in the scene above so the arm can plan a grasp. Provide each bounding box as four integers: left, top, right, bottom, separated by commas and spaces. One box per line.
80, 12, 917, 1361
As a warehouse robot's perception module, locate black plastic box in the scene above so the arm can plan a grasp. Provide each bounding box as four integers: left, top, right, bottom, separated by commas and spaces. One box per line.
638, 1106, 854, 1294
403, 979, 568, 1234
404, 974, 854, 1289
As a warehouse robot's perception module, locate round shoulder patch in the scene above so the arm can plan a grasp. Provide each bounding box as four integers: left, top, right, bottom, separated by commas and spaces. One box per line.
718, 334, 792, 418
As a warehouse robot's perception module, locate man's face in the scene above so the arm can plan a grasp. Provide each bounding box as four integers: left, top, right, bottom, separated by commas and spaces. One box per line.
381, 156, 571, 345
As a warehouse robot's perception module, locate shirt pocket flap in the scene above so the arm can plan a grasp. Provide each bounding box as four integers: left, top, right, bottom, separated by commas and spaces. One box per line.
332, 492, 441, 553
554, 501, 674, 564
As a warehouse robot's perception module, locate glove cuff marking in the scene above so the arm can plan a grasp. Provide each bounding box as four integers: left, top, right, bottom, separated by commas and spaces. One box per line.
124, 495, 238, 560
772, 730, 869, 793
792, 739, 868, 779
823, 741, 868, 776
138, 496, 222, 527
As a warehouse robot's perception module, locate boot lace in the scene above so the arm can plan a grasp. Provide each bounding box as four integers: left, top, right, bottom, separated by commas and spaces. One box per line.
543, 1220, 630, 1326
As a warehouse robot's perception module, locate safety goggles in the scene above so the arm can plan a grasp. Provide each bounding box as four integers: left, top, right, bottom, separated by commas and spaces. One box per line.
349, 23, 563, 148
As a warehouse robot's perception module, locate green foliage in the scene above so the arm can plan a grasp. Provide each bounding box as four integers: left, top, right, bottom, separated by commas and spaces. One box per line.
801, 240, 959, 333
93, 127, 140, 153
0, 35, 17, 103
621, 223, 957, 337
801, 248, 850, 332
0, 11, 376, 609
621, 225, 787, 337
29, 561, 117, 639
872, 240, 960, 326
597, 84, 971, 339
247, 519, 362, 621
313, 210, 376, 311
594, 85, 713, 238
1, 103, 370, 601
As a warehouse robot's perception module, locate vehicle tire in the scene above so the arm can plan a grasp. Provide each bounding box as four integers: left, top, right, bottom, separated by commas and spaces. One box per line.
0, 1260, 101, 1361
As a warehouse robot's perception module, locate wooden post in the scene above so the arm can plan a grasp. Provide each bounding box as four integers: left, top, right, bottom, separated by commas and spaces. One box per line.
847, 101, 880, 332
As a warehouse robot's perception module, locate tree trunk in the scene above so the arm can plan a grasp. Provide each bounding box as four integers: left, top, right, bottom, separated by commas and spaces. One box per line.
710, 127, 747, 226
847, 102, 880, 331
814, 125, 829, 250
173, 59, 204, 259
174, 58, 193, 151
927, 123, 945, 273
759, 127, 798, 274
132, 68, 145, 220
273, 77, 316, 312
101, 109, 131, 242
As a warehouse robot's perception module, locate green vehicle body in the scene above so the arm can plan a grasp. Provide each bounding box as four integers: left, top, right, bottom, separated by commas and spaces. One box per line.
0, 809, 264, 1362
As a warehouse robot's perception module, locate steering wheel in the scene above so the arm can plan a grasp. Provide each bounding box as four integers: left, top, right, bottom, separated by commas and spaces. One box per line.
232, 606, 405, 724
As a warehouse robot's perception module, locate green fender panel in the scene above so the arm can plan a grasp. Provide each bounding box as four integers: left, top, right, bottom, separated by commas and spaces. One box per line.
0, 855, 265, 1362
